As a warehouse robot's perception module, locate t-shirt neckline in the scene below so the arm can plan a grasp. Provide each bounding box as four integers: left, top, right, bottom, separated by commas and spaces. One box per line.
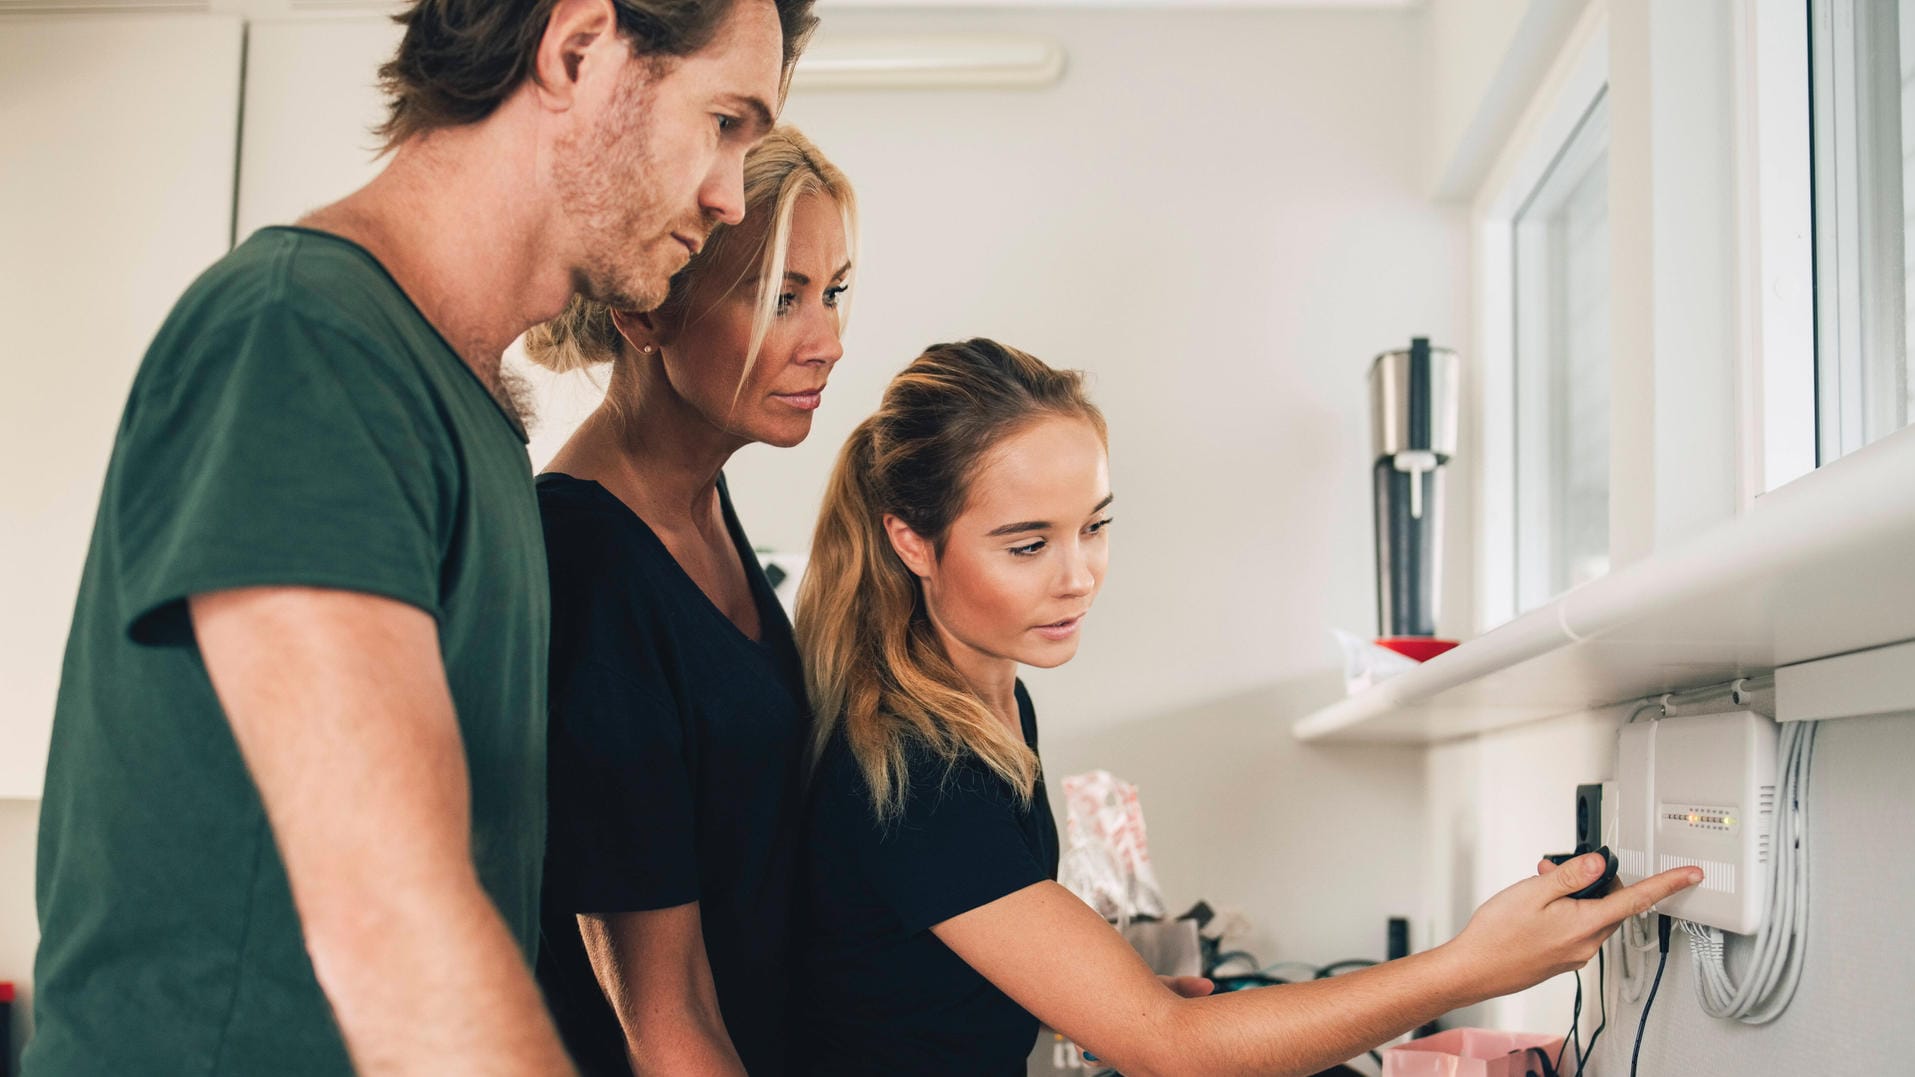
540, 472, 785, 650
256, 224, 530, 444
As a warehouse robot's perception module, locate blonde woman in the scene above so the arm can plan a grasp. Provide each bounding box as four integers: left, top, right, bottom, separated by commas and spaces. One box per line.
787, 339, 1702, 1076
522, 126, 854, 1077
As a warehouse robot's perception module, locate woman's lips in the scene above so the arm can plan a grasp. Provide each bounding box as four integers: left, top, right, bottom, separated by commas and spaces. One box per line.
1033, 614, 1084, 641
772, 390, 823, 411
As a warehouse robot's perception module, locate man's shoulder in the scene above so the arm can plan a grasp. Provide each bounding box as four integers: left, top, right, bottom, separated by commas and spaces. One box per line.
157, 226, 434, 360
136, 227, 455, 414
186, 227, 416, 342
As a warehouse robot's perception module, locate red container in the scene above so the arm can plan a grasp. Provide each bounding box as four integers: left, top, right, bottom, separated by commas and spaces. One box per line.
1375, 636, 1460, 663
1, 979, 12, 1077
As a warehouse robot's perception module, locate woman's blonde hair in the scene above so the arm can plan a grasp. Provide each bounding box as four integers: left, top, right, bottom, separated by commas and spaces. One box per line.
796, 339, 1107, 822
523, 124, 856, 389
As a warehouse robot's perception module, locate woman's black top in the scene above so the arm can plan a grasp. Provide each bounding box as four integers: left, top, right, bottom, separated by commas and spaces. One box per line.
789, 681, 1059, 1076
535, 473, 810, 1077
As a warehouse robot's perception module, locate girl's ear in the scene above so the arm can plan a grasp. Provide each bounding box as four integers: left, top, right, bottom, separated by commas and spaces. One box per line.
883, 514, 936, 580
609, 308, 666, 355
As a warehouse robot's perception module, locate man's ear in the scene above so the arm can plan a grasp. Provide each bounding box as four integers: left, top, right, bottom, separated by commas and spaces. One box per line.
609, 308, 666, 356
883, 514, 936, 580
531, 0, 621, 111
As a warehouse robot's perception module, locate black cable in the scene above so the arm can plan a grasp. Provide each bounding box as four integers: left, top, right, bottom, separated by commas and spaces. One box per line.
1630, 916, 1674, 1077
1553, 967, 1582, 1074
1578, 946, 1608, 1071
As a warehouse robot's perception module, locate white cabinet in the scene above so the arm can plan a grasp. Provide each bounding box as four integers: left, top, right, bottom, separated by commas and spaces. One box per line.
1, 16, 244, 798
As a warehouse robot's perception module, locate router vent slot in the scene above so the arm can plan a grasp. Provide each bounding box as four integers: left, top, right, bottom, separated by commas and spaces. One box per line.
1661, 853, 1736, 894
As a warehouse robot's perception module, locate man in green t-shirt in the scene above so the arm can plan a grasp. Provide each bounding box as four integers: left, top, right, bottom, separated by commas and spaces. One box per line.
27, 2, 817, 1073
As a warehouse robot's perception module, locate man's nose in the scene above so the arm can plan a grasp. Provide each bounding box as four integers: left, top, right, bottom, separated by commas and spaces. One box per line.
701, 155, 747, 226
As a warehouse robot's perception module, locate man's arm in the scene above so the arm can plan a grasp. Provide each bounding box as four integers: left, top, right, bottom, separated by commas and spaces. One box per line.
578, 902, 747, 1076
192, 586, 575, 1075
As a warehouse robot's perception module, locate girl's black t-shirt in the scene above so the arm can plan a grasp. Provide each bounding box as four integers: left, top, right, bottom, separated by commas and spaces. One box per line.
789, 682, 1059, 1076
535, 473, 811, 1077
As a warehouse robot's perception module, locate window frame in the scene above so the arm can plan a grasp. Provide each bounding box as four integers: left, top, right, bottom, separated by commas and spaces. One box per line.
1510, 88, 1612, 613
1734, 0, 1819, 497
1807, 0, 1911, 465
1470, 4, 1610, 633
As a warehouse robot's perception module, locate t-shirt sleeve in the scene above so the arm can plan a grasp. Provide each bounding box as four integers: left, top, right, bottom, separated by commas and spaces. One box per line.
539, 515, 699, 914
866, 750, 1049, 934
113, 302, 453, 646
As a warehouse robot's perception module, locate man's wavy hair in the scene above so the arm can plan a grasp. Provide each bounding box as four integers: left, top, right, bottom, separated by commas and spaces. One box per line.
375, 0, 818, 152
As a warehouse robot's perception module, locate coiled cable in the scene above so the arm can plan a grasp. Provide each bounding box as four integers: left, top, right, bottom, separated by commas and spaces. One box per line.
1679, 719, 1817, 1023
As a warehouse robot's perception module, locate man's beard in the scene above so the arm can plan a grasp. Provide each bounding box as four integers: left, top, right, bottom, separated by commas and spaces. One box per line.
489, 361, 539, 432
552, 64, 681, 312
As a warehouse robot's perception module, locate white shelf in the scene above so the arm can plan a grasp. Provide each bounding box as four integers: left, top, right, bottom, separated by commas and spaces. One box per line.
1294, 427, 1915, 743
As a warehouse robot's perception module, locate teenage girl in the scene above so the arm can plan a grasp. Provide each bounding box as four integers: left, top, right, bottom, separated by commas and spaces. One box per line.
787, 338, 1701, 1076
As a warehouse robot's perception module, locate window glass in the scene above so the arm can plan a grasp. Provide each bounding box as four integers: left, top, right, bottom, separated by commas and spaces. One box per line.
1810, 0, 1915, 461
1513, 91, 1611, 611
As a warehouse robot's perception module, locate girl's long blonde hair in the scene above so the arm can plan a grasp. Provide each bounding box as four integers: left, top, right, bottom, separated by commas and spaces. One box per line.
796, 339, 1107, 822
523, 123, 857, 389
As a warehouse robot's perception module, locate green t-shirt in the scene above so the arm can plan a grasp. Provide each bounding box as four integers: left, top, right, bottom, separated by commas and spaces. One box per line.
26, 227, 551, 1075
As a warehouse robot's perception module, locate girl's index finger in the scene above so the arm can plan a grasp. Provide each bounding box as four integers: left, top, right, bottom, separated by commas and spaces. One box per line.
1593, 865, 1705, 925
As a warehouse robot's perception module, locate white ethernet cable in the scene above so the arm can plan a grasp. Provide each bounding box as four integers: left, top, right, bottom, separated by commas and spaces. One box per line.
1616, 911, 1659, 1004
1679, 719, 1818, 1023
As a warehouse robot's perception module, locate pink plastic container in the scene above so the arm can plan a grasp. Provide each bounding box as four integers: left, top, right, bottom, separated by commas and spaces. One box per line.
1381, 1029, 1577, 1077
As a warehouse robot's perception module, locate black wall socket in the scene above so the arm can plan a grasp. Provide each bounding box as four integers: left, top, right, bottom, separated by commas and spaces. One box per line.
1576, 782, 1603, 852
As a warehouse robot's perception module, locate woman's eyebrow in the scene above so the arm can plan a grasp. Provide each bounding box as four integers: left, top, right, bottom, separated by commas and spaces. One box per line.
987, 496, 1113, 538
782, 263, 855, 288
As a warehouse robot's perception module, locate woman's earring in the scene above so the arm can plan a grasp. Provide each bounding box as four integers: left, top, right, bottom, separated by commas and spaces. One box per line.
641, 344, 655, 354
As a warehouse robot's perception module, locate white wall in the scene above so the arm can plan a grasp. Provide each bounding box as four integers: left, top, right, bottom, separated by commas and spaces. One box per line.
228, 5, 1467, 959
1429, 708, 1915, 1072
1423, 0, 1590, 199
0, 15, 243, 800
1424, 706, 1621, 1032
1, 17, 243, 1055
1431, 3, 1915, 1067
731, 5, 1471, 965
1044, 675, 1427, 972
748, 5, 1474, 734
4, 1, 1474, 1035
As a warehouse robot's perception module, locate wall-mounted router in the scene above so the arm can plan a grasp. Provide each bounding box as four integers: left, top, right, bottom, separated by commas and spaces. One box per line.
1614, 710, 1778, 934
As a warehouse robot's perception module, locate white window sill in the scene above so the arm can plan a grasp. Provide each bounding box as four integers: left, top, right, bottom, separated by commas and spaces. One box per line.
1294, 425, 1915, 743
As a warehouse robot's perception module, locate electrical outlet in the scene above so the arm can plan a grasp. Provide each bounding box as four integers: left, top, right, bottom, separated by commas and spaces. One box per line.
1575, 782, 1603, 851
1614, 711, 1779, 934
